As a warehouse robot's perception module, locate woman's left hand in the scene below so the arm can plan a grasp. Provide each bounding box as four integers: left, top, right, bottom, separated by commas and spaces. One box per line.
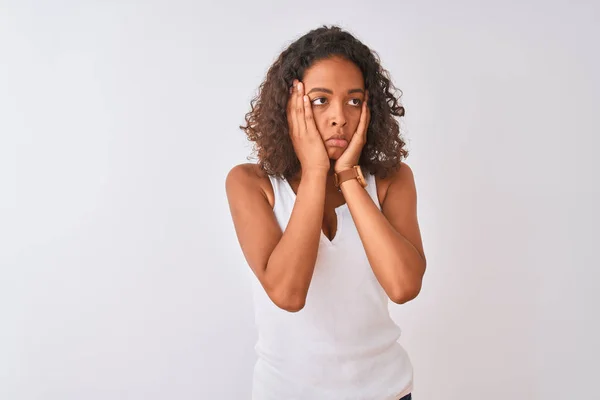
334, 90, 370, 173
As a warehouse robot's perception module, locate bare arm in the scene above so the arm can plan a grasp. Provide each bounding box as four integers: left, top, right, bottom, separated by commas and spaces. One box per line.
226, 164, 327, 312
339, 162, 426, 304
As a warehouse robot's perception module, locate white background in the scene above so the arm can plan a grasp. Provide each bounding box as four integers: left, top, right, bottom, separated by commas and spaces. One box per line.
1, 1, 598, 399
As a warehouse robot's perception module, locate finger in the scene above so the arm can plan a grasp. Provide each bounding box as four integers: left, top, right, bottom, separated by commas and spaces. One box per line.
303, 94, 319, 137
287, 82, 296, 131
295, 81, 307, 136
291, 79, 302, 135
365, 90, 370, 127
365, 99, 371, 133
355, 98, 369, 139
343, 125, 365, 160
287, 83, 293, 112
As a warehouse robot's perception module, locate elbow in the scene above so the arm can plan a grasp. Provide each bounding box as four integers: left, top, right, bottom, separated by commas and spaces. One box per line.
261, 270, 308, 313
389, 260, 426, 304
274, 296, 306, 312
268, 288, 306, 312
389, 281, 422, 305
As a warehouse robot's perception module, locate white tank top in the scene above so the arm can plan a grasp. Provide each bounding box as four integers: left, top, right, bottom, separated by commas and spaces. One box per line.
250, 171, 413, 400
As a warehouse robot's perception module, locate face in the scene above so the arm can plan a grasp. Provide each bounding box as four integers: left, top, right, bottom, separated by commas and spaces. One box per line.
301, 56, 366, 159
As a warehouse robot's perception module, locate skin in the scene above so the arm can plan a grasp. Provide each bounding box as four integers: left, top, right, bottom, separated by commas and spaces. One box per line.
285, 57, 371, 239
226, 56, 426, 312
296, 56, 368, 174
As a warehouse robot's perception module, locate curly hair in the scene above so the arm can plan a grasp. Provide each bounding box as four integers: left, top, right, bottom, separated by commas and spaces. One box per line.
239, 25, 408, 181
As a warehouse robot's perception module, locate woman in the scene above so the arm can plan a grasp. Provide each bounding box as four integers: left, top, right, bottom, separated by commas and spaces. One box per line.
226, 25, 426, 400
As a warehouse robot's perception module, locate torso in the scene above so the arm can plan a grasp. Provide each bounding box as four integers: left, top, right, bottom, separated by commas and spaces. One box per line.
247, 163, 414, 399
246, 164, 396, 241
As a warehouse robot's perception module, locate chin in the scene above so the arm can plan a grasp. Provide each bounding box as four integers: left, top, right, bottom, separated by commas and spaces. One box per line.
327, 147, 345, 160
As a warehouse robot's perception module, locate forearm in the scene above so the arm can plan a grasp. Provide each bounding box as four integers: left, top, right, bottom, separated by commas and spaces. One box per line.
265, 169, 327, 309
341, 179, 426, 303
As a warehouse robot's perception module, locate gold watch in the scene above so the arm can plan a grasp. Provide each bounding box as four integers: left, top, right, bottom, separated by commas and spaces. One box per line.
334, 165, 367, 191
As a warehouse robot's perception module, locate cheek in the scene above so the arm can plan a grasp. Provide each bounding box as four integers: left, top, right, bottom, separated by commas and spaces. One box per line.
313, 115, 328, 138
348, 112, 362, 131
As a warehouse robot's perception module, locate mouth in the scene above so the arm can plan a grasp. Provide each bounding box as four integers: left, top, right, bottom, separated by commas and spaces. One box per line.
326, 138, 348, 148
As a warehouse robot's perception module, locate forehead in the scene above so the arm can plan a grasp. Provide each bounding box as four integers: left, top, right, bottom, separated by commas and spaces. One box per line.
303, 56, 364, 89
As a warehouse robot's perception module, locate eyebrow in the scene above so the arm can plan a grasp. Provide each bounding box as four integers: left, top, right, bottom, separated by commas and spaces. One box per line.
306, 87, 365, 95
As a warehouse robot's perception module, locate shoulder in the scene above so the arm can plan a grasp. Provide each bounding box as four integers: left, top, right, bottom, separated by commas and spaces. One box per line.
374, 162, 416, 206
391, 162, 416, 187
225, 163, 275, 208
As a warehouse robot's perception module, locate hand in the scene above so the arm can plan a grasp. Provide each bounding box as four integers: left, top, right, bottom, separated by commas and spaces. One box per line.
286, 79, 330, 174
334, 90, 371, 172
334, 91, 370, 173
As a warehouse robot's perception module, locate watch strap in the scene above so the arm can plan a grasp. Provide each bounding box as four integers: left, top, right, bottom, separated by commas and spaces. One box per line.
334, 166, 367, 189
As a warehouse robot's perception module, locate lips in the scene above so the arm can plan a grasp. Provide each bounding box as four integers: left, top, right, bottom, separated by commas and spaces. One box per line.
326, 137, 348, 147
327, 133, 347, 141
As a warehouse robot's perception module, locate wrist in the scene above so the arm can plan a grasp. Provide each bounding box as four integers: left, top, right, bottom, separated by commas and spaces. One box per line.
338, 177, 361, 190
333, 164, 367, 191
301, 168, 329, 179
334, 165, 354, 174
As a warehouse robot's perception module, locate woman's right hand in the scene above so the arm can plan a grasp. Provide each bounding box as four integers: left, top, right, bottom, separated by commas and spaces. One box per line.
286, 79, 330, 174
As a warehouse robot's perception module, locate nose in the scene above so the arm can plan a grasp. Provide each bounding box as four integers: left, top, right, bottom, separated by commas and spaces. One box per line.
329, 101, 347, 128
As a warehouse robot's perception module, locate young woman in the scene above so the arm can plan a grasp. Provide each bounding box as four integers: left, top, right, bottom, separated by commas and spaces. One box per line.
226, 25, 426, 400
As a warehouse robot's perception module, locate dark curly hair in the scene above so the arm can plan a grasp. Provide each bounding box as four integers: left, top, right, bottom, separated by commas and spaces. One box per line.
240, 25, 408, 181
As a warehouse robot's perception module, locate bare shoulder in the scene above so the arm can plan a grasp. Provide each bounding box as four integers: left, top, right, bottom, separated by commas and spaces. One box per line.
374, 162, 416, 205
225, 163, 275, 208
391, 162, 416, 186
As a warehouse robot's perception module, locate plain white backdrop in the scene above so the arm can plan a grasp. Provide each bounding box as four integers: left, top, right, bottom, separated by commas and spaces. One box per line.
1, 1, 598, 399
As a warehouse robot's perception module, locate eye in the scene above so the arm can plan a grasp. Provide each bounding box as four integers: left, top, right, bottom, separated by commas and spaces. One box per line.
311, 97, 327, 106
348, 98, 362, 107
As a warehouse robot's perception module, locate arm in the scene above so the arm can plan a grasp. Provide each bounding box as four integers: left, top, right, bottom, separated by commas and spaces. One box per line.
226, 164, 327, 312
339, 162, 426, 304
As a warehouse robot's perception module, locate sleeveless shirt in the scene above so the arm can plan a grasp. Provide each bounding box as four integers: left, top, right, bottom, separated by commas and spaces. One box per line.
250, 171, 413, 400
